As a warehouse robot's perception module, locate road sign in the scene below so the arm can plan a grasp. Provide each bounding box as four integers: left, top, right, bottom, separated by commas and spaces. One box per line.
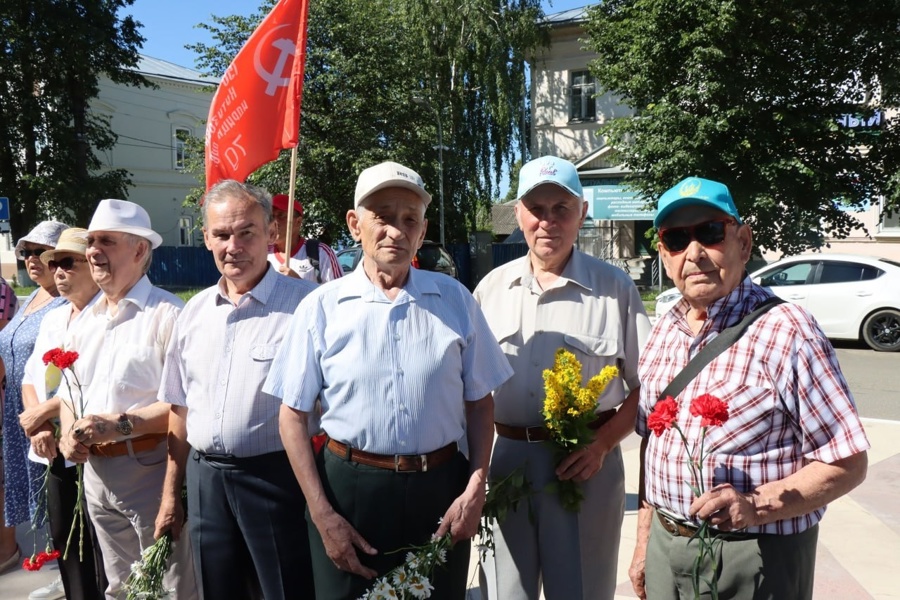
0, 197, 9, 221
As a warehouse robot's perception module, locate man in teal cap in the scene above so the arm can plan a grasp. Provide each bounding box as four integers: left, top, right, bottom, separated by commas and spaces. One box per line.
629, 176, 870, 599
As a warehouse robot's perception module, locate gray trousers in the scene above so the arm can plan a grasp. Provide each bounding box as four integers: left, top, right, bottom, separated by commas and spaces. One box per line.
645, 511, 818, 599
84, 442, 198, 600
480, 438, 625, 600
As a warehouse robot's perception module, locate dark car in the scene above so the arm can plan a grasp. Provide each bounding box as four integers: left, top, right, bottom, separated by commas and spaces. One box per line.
336, 241, 459, 279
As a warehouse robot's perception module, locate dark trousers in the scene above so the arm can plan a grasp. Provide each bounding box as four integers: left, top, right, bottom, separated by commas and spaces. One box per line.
309, 447, 470, 600
187, 450, 315, 600
48, 455, 106, 600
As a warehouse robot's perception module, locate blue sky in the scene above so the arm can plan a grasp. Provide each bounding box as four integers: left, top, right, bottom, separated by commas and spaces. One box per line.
126, 0, 593, 68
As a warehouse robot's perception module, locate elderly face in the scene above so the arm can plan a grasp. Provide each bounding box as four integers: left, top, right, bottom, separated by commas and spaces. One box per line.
22, 242, 56, 288
51, 252, 95, 299
203, 194, 276, 290
86, 231, 148, 295
347, 188, 427, 273
515, 183, 587, 265
659, 205, 752, 311
272, 206, 303, 251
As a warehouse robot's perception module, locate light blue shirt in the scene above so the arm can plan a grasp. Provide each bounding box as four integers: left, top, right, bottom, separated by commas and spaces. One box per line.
264, 264, 513, 455
160, 267, 316, 457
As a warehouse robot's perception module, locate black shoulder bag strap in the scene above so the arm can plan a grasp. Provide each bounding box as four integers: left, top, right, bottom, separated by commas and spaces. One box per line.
657, 296, 785, 402
306, 239, 321, 282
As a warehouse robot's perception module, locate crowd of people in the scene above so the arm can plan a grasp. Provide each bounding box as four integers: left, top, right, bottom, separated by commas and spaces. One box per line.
0, 156, 870, 600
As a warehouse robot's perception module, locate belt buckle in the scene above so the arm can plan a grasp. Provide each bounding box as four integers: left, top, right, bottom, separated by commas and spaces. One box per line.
394, 454, 427, 473
662, 514, 680, 535
525, 427, 540, 443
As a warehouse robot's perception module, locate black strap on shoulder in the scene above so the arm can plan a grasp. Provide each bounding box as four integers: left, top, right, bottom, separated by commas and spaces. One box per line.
658, 296, 785, 403
306, 239, 320, 282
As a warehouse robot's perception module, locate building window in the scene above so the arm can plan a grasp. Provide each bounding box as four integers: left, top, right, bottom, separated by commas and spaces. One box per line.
179, 216, 193, 246
570, 70, 597, 122
174, 127, 191, 170
880, 198, 900, 234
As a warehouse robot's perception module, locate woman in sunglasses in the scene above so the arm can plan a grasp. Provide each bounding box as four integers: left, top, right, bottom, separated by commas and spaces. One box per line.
0, 220, 68, 579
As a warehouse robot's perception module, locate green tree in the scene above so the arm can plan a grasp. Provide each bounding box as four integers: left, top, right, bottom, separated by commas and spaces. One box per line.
186, 0, 544, 244
584, 0, 900, 255
0, 0, 148, 240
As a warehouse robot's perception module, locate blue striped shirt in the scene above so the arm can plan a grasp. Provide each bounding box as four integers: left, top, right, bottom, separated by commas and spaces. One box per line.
264, 264, 513, 455
160, 266, 316, 457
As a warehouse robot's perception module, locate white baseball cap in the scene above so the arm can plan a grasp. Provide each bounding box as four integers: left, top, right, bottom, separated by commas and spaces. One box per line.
353, 161, 432, 209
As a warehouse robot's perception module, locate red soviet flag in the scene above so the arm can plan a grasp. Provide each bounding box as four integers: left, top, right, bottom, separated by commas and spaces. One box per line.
204, 0, 310, 190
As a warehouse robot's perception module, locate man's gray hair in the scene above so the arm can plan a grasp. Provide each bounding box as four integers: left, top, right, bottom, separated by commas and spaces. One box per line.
122, 233, 153, 274
202, 180, 273, 225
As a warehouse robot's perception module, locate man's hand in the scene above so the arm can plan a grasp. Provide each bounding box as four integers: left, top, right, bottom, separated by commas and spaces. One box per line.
154, 492, 185, 542
312, 509, 378, 579
628, 543, 648, 599
689, 483, 758, 531
555, 436, 611, 482
435, 481, 486, 544
70, 414, 117, 446
30, 423, 58, 460
59, 427, 90, 463
277, 264, 301, 279
19, 404, 51, 437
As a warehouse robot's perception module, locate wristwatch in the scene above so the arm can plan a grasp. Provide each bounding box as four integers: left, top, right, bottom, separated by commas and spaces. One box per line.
115, 413, 134, 436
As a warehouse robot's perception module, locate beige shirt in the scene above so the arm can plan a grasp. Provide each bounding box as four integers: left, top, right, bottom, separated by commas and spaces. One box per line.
474, 249, 651, 426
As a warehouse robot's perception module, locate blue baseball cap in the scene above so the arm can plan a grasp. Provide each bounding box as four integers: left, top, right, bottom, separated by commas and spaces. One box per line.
516, 155, 583, 200
654, 177, 742, 227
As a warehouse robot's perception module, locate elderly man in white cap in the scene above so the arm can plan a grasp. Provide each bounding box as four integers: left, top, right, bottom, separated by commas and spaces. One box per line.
266, 161, 513, 600
474, 155, 651, 600
57, 200, 198, 599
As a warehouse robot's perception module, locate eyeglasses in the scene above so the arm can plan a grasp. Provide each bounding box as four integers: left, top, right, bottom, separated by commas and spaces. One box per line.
20, 248, 46, 259
658, 219, 736, 254
48, 257, 88, 271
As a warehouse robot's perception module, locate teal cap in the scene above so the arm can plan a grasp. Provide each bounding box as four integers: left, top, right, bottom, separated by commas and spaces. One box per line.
655, 177, 742, 227
517, 155, 583, 200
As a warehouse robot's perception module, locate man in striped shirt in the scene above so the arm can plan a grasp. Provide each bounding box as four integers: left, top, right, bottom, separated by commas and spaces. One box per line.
267, 193, 343, 283
630, 177, 870, 599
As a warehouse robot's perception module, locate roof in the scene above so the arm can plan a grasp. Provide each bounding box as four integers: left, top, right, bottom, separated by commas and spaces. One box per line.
492, 200, 519, 236
132, 55, 220, 86
541, 5, 593, 26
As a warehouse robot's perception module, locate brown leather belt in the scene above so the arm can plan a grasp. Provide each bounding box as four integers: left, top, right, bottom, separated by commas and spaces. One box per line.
326, 439, 457, 472
495, 408, 617, 443
90, 433, 167, 458
656, 511, 761, 540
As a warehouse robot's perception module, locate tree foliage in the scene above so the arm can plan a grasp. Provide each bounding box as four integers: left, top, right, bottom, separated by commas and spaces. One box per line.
186, 0, 545, 244
584, 0, 900, 255
0, 0, 148, 241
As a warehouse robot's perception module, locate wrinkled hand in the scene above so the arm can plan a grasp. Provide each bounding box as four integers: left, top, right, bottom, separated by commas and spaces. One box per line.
435, 484, 485, 544
277, 264, 301, 279
555, 438, 610, 482
71, 415, 116, 446
154, 493, 185, 542
628, 545, 648, 599
689, 483, 758, 531
19, 405, 50, 437
30, 424, 58, 461
59, 428, 90, 463
313, 509, 378, 578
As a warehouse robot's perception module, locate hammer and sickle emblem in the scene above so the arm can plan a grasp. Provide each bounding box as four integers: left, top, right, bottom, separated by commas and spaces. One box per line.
678, 179, 702, 197
254, 24, 296, 97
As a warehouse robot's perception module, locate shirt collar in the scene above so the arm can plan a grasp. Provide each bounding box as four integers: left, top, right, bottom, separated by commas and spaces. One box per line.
337, 258, 441, 304
94, 274, 152, 315
509, 249, 592, 294
666, 274, 764, 330
215, 265, 279, 306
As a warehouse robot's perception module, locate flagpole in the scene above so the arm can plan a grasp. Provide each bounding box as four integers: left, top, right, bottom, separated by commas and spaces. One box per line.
284, 146, 299, 259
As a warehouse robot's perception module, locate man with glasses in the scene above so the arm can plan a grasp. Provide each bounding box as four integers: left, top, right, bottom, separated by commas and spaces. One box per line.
629, 177, 870, 600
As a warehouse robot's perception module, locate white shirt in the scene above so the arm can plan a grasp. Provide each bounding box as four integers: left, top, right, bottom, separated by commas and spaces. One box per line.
58, 276, 183, 417
266, 239, 343, 283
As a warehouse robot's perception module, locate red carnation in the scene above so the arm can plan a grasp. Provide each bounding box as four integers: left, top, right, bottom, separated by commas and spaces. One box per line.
648, 396, 680, 437
45, 549, 61, 561
689, 394, 729, 427
42, 348, 62, 366
53, 351, 79, 370
22, 556, 42, 571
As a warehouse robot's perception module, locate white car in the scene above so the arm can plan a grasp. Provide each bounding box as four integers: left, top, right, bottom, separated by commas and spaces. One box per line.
653, 253, 900, 352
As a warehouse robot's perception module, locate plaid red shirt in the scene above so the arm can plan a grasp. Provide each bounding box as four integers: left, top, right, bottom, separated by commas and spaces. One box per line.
637, 278, 870, 535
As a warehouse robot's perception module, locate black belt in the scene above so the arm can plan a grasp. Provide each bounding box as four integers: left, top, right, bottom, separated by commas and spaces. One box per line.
656, 511, 762, 541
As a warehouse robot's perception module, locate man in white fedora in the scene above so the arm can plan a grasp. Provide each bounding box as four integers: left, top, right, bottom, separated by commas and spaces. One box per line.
58, 199, 198, 599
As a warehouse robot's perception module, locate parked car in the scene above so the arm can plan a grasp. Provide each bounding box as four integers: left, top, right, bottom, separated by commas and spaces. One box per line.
336, 241, 459, 280
654, 253, 900, 352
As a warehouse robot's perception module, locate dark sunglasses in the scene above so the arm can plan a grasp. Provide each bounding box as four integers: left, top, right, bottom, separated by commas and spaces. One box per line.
659, 219, 736, 254
20, 248, 46, 259
48, 257, 88, 271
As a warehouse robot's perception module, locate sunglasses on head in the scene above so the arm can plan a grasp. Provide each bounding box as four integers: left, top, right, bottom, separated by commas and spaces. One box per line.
48, 257, 88, 271
658, 219, 736, 254
20, 248, 46, 259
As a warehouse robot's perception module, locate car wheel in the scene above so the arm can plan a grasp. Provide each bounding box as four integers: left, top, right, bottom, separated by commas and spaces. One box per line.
861, 309, 900, 352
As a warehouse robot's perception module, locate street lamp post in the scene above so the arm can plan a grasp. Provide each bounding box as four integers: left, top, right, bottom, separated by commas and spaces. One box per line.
414, 97, 445, 246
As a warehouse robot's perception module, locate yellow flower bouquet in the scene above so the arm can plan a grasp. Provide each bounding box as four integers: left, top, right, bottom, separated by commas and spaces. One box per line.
542, 348, 618, 512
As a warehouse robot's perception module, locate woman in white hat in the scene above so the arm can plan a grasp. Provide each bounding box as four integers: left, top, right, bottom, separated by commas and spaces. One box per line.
0, 220, 69, 577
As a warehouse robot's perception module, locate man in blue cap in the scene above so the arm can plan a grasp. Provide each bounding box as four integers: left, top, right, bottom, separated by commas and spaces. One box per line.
474, 155, 651, 599
629, 177, 870, 599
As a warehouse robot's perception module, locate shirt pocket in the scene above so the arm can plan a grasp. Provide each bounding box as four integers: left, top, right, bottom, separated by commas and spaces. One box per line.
249, 344, 279, 362
111, 346, 161, 394
563, 333, 620, 361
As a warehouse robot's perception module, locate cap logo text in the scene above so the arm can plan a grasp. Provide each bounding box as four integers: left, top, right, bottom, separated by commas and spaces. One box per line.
679, 179, 702, 197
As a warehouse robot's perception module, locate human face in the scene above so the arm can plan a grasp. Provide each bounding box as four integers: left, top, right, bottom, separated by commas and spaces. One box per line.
346, 188, 427, 274
51, 252, 95, 300
22, 242, 56, 288
659, 206, 752, 311
515, 184, 587, 268
86, 231, 148, 299
272, 206, 302, 251
203, 195, 276, 293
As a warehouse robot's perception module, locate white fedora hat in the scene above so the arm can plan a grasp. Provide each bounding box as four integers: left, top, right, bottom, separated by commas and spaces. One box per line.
88, 199, 162, 249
